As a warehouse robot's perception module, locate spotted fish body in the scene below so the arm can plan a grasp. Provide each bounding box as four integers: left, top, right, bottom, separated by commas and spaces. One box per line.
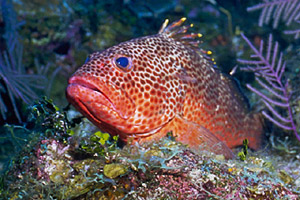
66, 18, 263, 158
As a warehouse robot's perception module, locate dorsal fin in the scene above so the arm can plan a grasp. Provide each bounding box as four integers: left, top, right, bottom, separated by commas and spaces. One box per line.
159, 18, 217, 67
158, 18, 203, 49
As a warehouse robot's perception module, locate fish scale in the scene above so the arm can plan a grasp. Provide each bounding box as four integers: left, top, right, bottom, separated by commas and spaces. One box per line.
66, 18, 264, 158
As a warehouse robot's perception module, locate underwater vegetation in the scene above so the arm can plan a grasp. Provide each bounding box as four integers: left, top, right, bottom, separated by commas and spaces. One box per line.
238, 0, 300, 142
238, 33, 299, 140
0, 0, 54, 124
247, 0, 300, 39
0, 98, 299, 199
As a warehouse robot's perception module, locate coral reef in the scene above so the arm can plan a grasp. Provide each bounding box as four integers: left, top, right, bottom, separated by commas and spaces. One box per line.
0, 99, 299, 199
1, 132, 300, 199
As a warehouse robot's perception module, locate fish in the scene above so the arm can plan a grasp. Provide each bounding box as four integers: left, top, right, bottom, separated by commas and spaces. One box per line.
66, 18, 264, 159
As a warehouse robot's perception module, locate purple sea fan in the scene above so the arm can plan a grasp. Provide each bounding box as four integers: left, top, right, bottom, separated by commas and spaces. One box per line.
247, 0, 300, 39
0, 0, 55, 123
237, 33, 299, 141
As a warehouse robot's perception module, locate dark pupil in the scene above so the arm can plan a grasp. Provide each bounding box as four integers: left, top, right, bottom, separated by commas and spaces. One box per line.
116, 57, 129, 68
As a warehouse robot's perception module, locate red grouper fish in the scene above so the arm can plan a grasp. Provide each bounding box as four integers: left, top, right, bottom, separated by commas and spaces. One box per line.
66, 18, 264, 159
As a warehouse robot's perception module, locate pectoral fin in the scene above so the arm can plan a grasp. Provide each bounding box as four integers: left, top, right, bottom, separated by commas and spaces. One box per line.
163, 116, 235, 159
136, 116, 235, 159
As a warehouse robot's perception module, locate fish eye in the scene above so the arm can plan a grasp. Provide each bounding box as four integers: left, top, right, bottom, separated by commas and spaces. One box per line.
113, 56, 132, 72
116, 57, 128, 68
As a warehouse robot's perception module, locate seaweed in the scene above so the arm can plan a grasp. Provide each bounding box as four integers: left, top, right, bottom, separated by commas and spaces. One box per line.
0, 0, 50, 123
238, 33, 299, 141
238, 0, 300, 141
247, 0, 300, 39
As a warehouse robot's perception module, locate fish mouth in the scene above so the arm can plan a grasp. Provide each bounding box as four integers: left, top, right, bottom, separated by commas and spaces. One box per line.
66, 76, 133, 122
69, 78, 115, 110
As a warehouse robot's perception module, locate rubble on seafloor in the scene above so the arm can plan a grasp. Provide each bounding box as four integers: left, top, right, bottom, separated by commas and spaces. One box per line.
1, 130, 300, 200
0, 98, 298, 199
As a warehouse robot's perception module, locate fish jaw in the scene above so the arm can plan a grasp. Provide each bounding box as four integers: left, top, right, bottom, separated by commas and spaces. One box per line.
66, 75, 136, 131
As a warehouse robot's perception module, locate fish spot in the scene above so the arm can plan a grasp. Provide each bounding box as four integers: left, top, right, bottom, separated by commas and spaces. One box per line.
141, 118, 148, 124
150, 97, 157, 104
126, 83, 131, 89
146, 79, 153, 85
145, 85, 151, 91
138, 106, 143, 112
150, 89, 156, 96
137, 100, 145, 107
111, 77, 116, 82
144, 92, 150, 99
143, 110, 149, 117
140, 79, 146, 85
144, 101, 150, 107
129, 89, 135, 95
135, 118, 142, 124
151, 76, 157, 82
140, 125, 147, 130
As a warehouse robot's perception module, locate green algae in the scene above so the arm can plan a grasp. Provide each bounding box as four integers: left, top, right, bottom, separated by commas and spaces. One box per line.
80, 130, 119, 156
1, 128, 300, 199
237, 138, 249, 161
103, 164, 128, 179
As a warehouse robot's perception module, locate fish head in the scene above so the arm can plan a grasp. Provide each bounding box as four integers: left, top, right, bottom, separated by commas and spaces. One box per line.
66, 34, 187, 140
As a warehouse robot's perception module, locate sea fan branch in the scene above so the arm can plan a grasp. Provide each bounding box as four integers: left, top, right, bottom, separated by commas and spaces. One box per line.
248, 0, 300, 39
262, 100, 292, 123
254, 77, 288, 101
247, 0, 300, 27
0, 0, 52, 123
262, 111, 294, 130
237, 33, 299, 141
246, 84, 289, 107
284, 28, 300, 39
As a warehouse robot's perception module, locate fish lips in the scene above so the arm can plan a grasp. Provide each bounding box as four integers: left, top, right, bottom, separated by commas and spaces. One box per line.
66, 76, 135, 122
